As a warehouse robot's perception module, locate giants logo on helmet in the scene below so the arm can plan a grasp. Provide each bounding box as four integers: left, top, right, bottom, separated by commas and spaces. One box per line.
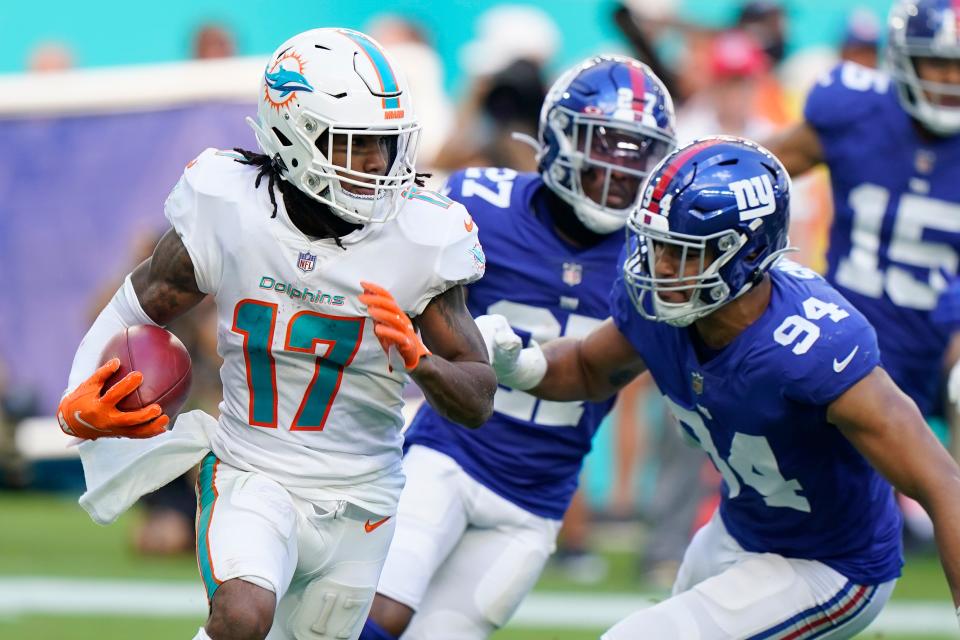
729, 174, 775, 221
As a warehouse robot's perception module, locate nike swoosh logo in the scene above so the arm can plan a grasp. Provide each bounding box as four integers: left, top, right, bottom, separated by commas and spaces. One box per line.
464, 216, 475, 232
364, 516, 391, 533
833, 346, 859, 373
73, 411, 102, 431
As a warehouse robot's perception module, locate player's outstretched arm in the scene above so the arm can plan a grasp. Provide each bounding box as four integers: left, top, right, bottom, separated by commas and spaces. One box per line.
761, 121, 824, 178
828, 367, 960, 610
943, 332, 960, 464
478, 315, 646, 403
533, 319, 646, 402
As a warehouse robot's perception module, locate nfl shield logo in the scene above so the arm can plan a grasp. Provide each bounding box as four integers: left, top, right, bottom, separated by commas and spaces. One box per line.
297, 251, 317, 273
562, 262, 583, 286
915, 149, 936, 174
691, 371, 704, 395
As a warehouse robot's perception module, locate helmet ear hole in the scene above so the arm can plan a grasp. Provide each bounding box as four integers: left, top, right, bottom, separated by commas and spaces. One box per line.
272, 127, 294, 147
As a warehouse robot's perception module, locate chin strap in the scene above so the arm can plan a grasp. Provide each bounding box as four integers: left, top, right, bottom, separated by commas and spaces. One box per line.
270, 153, 288, 174
746, 246, 798, 288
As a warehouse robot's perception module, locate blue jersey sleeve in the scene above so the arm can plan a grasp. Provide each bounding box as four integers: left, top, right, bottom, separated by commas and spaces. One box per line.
780, 302, 881, 406
804, 62, 892, 136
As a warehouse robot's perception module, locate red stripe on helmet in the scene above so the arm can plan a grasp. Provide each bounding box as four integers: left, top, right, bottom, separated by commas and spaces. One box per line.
647, 138, 726, 213
628, 65, 648, 116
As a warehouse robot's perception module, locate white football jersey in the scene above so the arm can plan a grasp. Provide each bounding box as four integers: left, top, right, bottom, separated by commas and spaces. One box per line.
165, 148, 485, 514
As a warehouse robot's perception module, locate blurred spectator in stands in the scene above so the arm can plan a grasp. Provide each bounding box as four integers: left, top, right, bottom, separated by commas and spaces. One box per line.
840, 7, 881, 69
637, 406, 721, 590
368, 16, 452, 170
26, 41, 74, 73
735, 1, 792, 128
0, 358, 34, 489
191, 23, 236, 60
737, 0, 786, 67
613, 0, 686, 101
552, 378, 648, 585
553, 489, 609, 584
432, 5, 558, 173
90, 228, 221, 555
677, 30, 774, 143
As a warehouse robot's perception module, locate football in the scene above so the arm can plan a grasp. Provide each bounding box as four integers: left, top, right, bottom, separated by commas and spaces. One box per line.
99, 325, 193, 418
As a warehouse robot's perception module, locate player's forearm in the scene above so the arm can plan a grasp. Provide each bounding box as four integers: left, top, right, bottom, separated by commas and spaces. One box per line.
918, 480, 960, 606
411, 358, 496, 428
531, 337, 619, 403
66, 275, 159, 394
884, 435, 960, 606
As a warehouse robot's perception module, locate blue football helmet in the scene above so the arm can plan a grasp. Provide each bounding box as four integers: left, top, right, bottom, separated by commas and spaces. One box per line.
538, 55, 677, 234
623, 136, 793, 326
888, 0, 960, 135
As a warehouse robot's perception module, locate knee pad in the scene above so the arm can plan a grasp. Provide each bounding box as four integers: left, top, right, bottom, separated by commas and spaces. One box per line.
693, 553, 796, 613
473, 542, 547, 627
289, 579, 374, 640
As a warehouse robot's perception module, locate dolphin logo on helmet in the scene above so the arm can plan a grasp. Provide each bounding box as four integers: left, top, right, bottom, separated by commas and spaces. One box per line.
264, 66, 315, 98
247, 28, 421, 225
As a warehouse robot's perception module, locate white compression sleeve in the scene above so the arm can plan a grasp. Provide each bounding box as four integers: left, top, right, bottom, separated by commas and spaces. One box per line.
64, 274, 158, 394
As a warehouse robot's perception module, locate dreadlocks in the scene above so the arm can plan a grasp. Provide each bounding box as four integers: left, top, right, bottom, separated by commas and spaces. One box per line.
233, 148, 431, 250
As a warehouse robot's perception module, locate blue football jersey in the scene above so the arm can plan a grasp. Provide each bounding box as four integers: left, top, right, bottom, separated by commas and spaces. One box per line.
611, 261, 903, 584
805, 61, 960, 416
403, 168, 621, 519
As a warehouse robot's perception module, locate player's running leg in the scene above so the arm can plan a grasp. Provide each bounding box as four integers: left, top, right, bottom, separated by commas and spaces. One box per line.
270, 500, 397, 640
196, 454, 299, 640
602, 512, 895, 639
400, 466, 562, 639
362, 445, 471, 639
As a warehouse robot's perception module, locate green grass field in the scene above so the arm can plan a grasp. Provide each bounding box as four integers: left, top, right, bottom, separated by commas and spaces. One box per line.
0, 492, 954, 639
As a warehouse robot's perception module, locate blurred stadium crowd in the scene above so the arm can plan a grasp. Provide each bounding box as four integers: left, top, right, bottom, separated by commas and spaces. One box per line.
0, 0, 933, 594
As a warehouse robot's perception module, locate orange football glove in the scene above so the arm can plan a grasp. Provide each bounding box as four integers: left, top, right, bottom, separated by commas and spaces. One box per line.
57, 358, 169, 440
359, 281, 431, 372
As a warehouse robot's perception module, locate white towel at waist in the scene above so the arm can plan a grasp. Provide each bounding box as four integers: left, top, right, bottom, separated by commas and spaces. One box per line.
78, 410, 216, 525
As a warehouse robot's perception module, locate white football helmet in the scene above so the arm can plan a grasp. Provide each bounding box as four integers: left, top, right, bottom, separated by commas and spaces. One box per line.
249, 28, 422, 224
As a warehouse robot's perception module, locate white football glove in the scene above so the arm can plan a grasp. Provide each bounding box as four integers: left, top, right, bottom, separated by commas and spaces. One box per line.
949, 360, 960, 407
474, 314, 547, 391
